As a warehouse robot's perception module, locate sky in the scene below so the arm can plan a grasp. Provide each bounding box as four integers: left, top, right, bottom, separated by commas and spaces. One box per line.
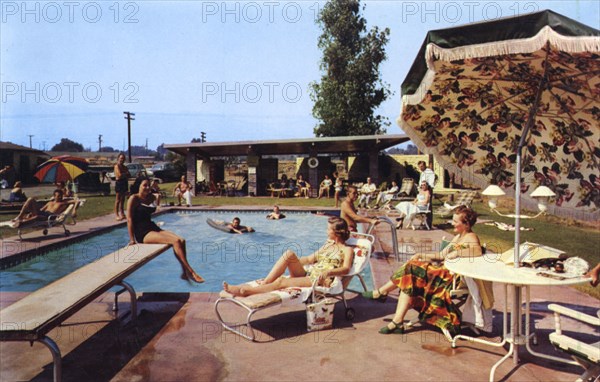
1, 0, 599, 152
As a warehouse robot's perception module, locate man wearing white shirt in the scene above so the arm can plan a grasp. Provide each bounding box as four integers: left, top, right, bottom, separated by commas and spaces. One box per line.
357, 177, 377, 208
418, 161, 436, 189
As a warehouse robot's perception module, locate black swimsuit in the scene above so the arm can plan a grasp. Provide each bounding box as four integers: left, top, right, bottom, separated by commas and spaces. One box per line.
133, 202, 162, 242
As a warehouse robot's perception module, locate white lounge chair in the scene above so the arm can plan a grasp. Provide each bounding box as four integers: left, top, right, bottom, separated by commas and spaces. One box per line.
548, 303, 600, 381
214, 232, 375, 341
0, 199, 83, 241
435, 191, 478, 217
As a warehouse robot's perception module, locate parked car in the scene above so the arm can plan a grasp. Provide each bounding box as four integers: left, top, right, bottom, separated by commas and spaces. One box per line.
77, 171, 111, 195
151, 162, 180, 182
108, 163, 153, 180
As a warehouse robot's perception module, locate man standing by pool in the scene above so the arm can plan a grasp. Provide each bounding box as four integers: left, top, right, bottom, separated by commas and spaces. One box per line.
341, 186, 378, 232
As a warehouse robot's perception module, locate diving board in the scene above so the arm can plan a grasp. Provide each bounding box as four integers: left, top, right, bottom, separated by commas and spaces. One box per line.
0, 243, 170, 382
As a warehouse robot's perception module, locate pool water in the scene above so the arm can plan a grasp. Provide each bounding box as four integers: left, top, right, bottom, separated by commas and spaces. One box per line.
0, 211, 373, 292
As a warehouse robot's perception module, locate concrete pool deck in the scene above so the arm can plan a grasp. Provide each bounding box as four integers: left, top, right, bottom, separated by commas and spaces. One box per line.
1, 206, 598, 381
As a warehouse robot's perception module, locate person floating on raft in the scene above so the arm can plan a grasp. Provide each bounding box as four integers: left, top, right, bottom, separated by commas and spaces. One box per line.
207, 217, 255, 234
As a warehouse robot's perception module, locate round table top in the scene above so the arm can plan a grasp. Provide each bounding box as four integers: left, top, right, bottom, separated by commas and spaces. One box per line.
444, 255, 591, 286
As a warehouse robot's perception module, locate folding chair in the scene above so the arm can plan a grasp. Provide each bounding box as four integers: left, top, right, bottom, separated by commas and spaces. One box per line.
214, 232, 375, 341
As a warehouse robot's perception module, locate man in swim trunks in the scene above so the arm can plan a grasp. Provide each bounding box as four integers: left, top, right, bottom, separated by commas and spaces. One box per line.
9, 189, 77, 227
228, 217, 255, 234
341, 185, 378, 232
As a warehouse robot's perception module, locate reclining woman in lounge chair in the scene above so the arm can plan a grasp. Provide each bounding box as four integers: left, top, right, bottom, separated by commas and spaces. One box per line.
127, 178, 204, 284
362, 206, 482, 335
7, 189, 77, 227
394, 181, 431, 229
223, 217, 354, 297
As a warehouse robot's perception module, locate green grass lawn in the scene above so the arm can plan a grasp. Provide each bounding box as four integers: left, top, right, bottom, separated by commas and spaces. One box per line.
2, 186, 598, 299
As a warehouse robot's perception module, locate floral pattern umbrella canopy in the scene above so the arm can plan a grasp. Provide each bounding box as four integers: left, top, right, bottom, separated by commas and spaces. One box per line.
398, 10, 600, 221
34, 155, 89, 183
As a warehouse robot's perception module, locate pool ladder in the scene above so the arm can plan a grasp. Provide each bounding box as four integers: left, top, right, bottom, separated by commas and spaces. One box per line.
366, 216, 400, 262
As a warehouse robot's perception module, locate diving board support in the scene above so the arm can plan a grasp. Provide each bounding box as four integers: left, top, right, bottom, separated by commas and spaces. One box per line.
0, 243, 170, 382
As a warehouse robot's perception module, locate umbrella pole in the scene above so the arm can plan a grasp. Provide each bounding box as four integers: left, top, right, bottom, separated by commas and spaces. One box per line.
511, 42, 550, 363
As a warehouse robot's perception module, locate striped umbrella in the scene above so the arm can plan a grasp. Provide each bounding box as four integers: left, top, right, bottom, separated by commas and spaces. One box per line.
34, 155, 89, 183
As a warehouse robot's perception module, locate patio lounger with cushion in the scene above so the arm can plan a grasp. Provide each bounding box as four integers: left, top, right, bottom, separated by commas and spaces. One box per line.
214, 232, 375, 341
548, 303, 600, 381
0, 244, 170, 382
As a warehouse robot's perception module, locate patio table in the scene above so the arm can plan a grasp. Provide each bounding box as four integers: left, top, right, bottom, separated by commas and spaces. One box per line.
445, 255, 591, 382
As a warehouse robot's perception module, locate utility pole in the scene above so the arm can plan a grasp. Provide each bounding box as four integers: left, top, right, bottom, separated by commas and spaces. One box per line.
98, 134, 103, 152
28, 135, 34, 148
201, 131, 206, 143
123, 111, 135, 162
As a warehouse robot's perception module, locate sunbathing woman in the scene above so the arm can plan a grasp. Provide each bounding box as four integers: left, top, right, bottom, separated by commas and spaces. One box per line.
127, 178, 204, 283
363, 205, 482, 335
223, 217, 354, 297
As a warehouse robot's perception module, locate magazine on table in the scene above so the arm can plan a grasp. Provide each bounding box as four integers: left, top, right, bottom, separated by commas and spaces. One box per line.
499, 242, 565, 266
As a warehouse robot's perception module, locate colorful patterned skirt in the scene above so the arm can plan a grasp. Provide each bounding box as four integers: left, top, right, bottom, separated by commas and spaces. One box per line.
391, 260, 461, 332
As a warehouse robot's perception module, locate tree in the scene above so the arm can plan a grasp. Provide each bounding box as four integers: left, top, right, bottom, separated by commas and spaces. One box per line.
51, 138, 84, 152
310, 0, 391, 137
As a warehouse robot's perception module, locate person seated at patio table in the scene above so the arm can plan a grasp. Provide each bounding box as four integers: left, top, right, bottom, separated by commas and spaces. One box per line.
222, 217, 354, 297
266, 205, 286, 220
394, 181, 431, 229
362, 206, 482, 335
127, 178, 204, 283
357, 177, 377, 208
227, 217, 255, 234
318, 175, 333, 199
296, 174, 311, 198
8, 189, 78, 227
586, 263, 600, 287
278, 175, 291, 197
372, 180, 399, 209
8, 181, 26, 202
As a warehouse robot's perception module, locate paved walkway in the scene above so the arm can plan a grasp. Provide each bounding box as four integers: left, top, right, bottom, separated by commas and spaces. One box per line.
1, 206, 598, 381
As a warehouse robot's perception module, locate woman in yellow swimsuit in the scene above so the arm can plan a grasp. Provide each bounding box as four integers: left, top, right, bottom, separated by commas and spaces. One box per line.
223, 217, 354, 297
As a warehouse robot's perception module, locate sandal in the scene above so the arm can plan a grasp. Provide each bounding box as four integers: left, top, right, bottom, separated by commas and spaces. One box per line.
362, 289, 388, 303
379, 320, 405, 335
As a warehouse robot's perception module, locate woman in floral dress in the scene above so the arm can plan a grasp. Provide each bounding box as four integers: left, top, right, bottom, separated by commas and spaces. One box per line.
363, 206, 482, 335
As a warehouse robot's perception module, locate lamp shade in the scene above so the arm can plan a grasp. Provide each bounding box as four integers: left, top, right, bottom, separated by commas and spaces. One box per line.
530, 185, 556, 198
482, 185, 506, 197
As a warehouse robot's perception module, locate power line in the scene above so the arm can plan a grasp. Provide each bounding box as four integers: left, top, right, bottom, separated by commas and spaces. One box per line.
27, 135, 34, 148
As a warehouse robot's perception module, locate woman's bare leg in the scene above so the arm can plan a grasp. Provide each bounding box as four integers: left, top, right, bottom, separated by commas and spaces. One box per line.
226, 276, 312, 297
143, 230, 204, 283
262, 250, 306, 284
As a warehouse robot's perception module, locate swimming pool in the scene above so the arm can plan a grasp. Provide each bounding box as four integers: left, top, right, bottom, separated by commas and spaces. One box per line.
0, 211, 373, 292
